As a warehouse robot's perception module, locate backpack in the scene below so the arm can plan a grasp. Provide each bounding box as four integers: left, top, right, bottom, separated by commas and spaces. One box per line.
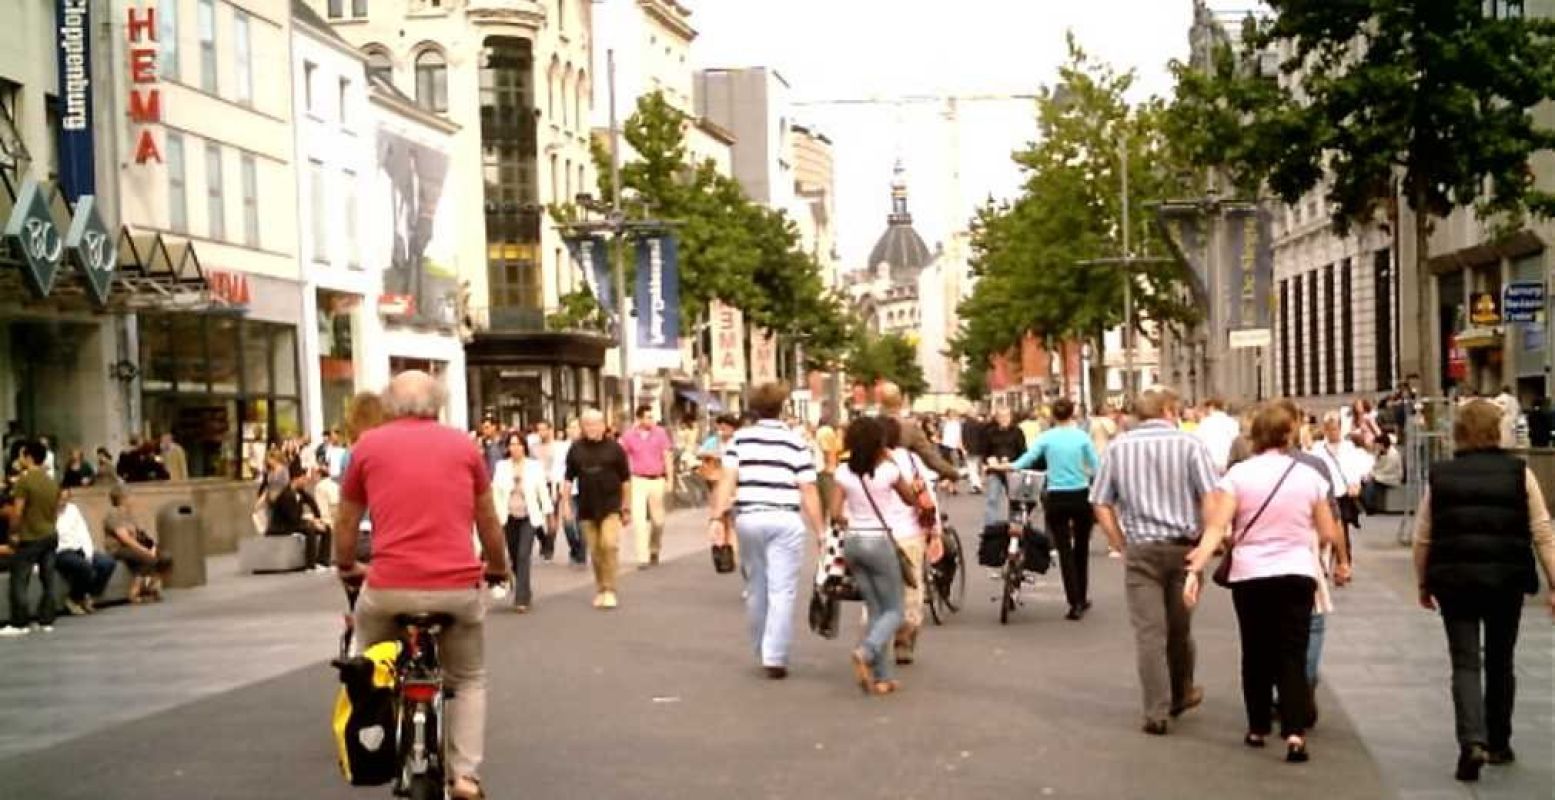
331, 639, 401, 786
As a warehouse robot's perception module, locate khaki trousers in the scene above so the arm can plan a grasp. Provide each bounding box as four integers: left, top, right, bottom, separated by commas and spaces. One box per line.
354, 587, 486, 779
1123, 542, 1198, 723
899, 538, 926, 628
630, 476, 668, 564
581, 514, 622, 593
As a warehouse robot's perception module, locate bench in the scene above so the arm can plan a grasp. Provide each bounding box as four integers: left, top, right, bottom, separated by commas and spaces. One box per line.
0, 560, 134, 622
237, 534, 308, 574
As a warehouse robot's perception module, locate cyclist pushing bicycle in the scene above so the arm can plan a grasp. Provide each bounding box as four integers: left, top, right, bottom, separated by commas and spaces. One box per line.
335, 371, 510, 800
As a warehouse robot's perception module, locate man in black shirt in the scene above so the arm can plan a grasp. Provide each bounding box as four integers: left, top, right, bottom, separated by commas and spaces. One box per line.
266, 463, 330, 569
560, 409, 631, 610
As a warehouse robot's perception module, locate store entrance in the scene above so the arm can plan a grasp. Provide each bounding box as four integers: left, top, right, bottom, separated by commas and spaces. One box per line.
0, 317, 112, 460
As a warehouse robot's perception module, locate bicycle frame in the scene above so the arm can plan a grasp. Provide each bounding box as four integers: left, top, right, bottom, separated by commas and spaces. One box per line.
395, 623, 447, 797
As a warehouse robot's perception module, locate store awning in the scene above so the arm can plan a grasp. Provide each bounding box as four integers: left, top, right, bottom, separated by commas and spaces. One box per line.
677, 387, 726, 413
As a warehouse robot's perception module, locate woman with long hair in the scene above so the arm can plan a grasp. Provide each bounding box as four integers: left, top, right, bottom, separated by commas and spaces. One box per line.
1413, 399, 1555, 781
1185, 401, 1344, 763
830, 417, 918, 695
492, 433, 552, 613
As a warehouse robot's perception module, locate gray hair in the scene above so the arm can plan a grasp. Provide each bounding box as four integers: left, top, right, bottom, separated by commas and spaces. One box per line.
383, 371, 447, 420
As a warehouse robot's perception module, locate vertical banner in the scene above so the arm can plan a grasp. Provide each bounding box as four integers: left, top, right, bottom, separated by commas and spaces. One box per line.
565, 234, 613, 312
634, 233, 681, 370
55, 0, 95, 202
709, 299, 746, 388
1222, 206, 1273, 329
750, 327, 778, 385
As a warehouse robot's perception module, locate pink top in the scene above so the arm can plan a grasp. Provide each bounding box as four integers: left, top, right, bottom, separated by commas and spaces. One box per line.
1218, 452, 1328, 583
341, 418, 488, 590
619, 425, 673, 478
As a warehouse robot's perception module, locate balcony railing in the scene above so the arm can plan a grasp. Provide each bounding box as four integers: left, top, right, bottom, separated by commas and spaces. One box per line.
465, 0, 546, 25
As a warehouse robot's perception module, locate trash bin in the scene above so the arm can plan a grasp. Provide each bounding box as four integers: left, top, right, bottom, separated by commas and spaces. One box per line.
156, 502, 207, 589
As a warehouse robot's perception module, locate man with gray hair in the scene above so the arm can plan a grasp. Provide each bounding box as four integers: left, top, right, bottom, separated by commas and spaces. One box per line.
1091, 385, 1219, 736
335, 371, 508, 800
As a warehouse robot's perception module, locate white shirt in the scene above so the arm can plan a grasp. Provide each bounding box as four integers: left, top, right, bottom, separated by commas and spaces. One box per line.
1495, 392, 1521, 448
325, 444, 349, 479
56, 502, 95, 557
835, 460, 914, 537
1309, 438, 1371, 496
940, 419, 964, 450
1195, 410, 1241, 474
886, 447, 935, 541
314, 478, 340, 527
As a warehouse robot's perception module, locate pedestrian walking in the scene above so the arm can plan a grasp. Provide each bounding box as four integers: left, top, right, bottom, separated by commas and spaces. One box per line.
1411, 399, 1555, 782
882, 417, 940, 664
875, 382, 959, 483
707, 383, 824, 679
1012, 397, 1100, 620
831, 417, 918, 696
1309, 412, 1370, 562
1090, 386, 1218, 735
619, 405, 673, 569
962, 411, 987, 494
2, 440, 60, 636
1185, 401, 1346, 763
492, 433, 552, 613
561, 409, 631, 609
981, 407, 1027, 525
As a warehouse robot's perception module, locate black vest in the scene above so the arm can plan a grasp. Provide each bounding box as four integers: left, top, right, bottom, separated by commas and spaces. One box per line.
1427, 450, 1537, 595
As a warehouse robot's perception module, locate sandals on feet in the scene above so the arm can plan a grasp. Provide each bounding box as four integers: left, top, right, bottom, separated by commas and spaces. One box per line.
849, 648, 872, 695
870, 680, 901, 696
450, 775, 485, 800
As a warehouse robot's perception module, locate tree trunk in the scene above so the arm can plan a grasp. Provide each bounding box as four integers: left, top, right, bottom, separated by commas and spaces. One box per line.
1412, 187, 1434, 396
1089, 330, 1109, 414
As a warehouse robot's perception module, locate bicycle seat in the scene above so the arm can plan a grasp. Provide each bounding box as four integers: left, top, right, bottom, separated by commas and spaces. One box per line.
394, 612, 455, 629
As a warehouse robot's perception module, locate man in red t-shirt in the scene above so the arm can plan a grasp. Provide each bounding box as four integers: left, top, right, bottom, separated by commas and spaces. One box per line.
335, 371, 507, 800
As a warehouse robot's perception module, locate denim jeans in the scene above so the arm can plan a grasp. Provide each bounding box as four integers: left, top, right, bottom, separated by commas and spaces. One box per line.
843, 534, 905, 682
1438, 589, 1524, 749
503, 516, 536, 606
983, 472, 1010, 526
55, 549, 116, 602
562, 518, 585, 565
1305, 612, 1327, 686
735, 511, 807, 668
8, 534, 58, 628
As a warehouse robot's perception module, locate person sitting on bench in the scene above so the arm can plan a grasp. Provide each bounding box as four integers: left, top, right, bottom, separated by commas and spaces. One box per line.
55, 489, 116, 615
267, 463, 330, 571
103, 486, 172, 603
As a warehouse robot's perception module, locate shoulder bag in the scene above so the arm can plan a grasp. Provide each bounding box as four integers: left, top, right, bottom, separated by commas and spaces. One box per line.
861, 475, 920, 591
1213, 458, 1298, 588
904, 455, 939, 531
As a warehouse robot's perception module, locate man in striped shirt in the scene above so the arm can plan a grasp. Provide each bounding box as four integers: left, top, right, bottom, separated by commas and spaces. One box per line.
709, 382, 825, 680
1090, 385, 1220, 735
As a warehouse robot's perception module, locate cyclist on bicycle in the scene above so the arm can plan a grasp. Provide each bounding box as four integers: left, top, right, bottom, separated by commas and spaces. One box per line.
335, 371, 509, 800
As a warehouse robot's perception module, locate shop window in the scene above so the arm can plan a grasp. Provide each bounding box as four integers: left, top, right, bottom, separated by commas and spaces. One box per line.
415, 49, 448, 113
209, 316, 239, 393
271, 326, 299, 397
170, 314, 210, 392
140, 316, 175, 391
242, 320, 270, 394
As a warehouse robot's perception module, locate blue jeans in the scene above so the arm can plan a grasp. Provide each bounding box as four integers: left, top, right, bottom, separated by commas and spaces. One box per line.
1306, 612, 1326, 686
55, 549, 116, 602
984, 472, 1010, 526
843, 534, 905, 681
735, 511, 808, 668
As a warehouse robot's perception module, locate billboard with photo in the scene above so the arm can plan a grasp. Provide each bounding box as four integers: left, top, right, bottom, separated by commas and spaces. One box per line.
372, 127, 459, 326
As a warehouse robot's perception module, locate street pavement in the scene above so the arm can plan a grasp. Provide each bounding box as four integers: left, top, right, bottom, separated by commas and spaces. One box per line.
0, 494, 1548, 799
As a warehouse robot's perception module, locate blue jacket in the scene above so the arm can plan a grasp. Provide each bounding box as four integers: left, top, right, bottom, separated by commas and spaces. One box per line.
1012, 424, 1098, 492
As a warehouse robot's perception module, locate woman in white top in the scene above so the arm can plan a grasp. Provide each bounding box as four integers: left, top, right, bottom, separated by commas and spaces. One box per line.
880, 417, 940, 664
492, 433, 553, 612
830, 417, 918, 696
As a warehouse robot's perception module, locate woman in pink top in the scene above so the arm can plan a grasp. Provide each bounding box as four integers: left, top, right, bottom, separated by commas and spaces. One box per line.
1184, 402, 1342, 764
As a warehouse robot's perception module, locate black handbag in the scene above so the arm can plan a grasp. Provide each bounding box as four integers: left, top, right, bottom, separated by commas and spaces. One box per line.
808, 586, 840, 639
1213, 459, 1297, 588
710, 544, 736, 574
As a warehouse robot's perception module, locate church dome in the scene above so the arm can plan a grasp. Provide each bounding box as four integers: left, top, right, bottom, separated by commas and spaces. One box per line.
867, 161, 933, 285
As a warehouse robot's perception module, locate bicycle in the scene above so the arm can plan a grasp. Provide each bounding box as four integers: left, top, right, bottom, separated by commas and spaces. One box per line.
924, 513, 967, 625
995, 469, 1051, 625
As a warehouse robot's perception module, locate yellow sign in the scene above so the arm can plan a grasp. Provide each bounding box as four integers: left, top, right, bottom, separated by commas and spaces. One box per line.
1469, 292, 1501, 326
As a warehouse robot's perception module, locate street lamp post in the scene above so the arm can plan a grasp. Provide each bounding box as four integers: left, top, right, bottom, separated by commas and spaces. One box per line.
607, 48, 632, 415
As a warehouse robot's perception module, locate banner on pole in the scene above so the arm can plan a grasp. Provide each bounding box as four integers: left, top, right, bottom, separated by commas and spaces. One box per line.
564, 234, 613, 313
634, 233, 681, 370
710, 299, 746, 388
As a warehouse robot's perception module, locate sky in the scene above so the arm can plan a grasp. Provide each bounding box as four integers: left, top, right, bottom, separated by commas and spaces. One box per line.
687, 0, 1257, 272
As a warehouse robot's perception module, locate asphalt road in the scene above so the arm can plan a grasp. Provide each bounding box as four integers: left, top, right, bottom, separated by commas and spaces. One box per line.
0, 492, 1401, 800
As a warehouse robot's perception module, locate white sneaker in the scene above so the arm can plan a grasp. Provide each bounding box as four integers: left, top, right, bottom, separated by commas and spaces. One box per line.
37, 625, 54, 633
601, 591, 619, 610
0, 626, 29, 638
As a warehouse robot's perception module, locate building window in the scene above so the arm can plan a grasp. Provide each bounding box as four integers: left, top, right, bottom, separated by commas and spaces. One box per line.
166, 133, 187, 232
303, 61, 317, 114
343, 169, 359, 268
560, 67, 572, 129
327, 0, 344, 17
480, 36, 542, 327
198, 0, 217, 93
241, 155, 259, 247
1374, 249, 1395, 391
206, 143, 225, 240
352, 0, 369, 17
548, 153, 558, 204
563, 158, 572, 205
1340, 259, 1354, 393
338, 78, 351, 124
310, 160, 327, 262
365, 48, 392, 84
575, 72, 586, 132
160, 0, 179, 80
1292, 273, 1305, 395
233, 12, 252, 104
1278, 279, 1291, 397
557, 0, 566, 32
1308, 270, 1320, 395
415, 49, 448, 113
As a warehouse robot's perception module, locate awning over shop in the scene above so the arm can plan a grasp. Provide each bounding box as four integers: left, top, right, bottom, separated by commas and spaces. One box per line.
676, 387, 726, 413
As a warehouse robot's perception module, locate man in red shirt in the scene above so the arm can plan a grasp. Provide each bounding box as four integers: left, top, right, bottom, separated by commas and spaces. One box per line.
618, 404, 674, 568
335, 371, 508, 800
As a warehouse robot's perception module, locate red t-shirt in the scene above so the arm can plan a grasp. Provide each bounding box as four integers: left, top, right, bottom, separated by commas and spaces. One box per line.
341, 418, 487, 590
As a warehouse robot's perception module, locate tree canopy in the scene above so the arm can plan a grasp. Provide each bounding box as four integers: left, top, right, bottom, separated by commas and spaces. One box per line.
846, 331, 927, 399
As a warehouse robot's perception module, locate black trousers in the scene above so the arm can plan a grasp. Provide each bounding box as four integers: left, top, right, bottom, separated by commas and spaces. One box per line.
1437, 589, 1524, 750
1043, 489, 1093, 609
8, 534, 58, 628
1231, 575, 1315, 737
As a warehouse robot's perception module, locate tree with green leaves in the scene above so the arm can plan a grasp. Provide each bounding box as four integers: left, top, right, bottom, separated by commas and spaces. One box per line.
954, 36, 1200, 409
846, 332, 927, 399
1167, 2, 1555, 377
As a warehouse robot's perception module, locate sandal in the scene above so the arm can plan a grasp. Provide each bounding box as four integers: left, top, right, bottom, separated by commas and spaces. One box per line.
849, 648, 872, 695
870, 680, 901, 696
450, 775, 485, 800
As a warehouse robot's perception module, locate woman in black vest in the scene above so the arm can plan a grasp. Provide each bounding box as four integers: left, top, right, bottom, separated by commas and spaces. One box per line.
1413, 400, 1555, 782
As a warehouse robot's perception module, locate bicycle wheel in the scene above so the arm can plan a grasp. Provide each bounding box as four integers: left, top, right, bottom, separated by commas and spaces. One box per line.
925, 561, 944, 626
943, 526, 967, 613
999, 557, 1019, 625
407, 772, 443, 800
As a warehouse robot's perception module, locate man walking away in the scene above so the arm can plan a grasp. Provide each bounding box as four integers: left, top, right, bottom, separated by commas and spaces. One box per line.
1091, 386, 1219, 734
1013, 398, 1100, 620
334, 371, 509, 800
619, 405, 673, 568
709, 383, 825, 679
2, 441, 61, 635
815, 405, 844, 525
1195, 397, 1241, 476
940, 410, 966, 494
561, 409, 632, 608
876, 382, 959, 483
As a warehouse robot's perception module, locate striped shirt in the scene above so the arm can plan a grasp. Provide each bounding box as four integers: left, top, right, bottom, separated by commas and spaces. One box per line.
1089, 420, 1218, 544
723, 420, 817, 512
